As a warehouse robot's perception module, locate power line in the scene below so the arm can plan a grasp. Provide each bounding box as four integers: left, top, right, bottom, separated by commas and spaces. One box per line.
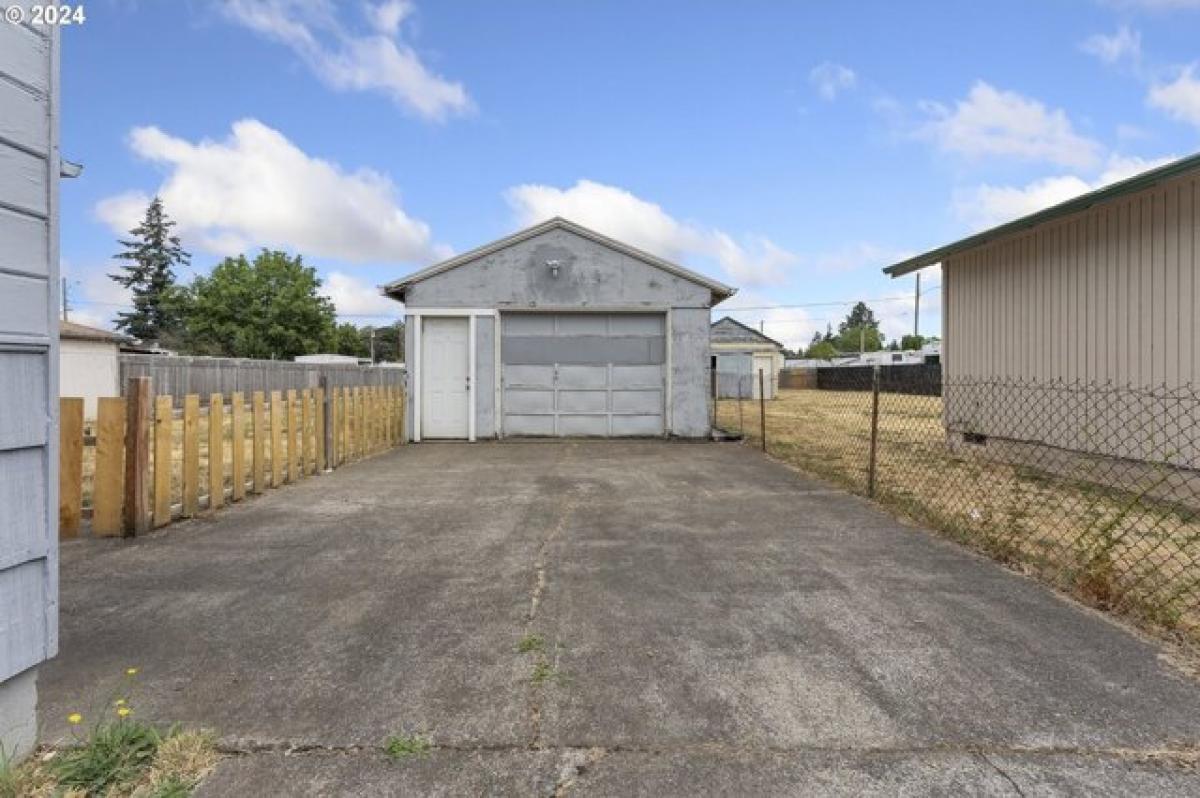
719, 284, 940, 312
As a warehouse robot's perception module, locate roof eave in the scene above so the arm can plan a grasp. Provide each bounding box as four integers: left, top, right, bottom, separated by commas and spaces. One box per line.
883, 151, 1200, 278
383, 217, 736, 303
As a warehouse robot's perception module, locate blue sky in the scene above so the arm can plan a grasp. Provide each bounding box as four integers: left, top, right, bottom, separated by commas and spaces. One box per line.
60, 0, 1200, 350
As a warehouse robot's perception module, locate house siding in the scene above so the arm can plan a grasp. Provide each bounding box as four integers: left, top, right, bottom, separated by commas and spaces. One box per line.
943, 170, 1199, 463
0, 16, 59, 715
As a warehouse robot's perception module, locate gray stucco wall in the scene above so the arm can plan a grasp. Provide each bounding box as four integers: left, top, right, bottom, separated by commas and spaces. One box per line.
475, 316, 495, 436
405, 228, 711, 309
670, 308, 713, 437
402, 227, 720, 439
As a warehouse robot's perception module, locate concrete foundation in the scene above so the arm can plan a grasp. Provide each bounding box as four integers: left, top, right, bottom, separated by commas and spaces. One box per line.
0, 667, 38, 760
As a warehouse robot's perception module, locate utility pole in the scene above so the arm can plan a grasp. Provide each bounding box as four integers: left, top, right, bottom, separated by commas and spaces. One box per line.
759, 320, 764, 333
369, 328, 376, 363
913, 272, 921, 340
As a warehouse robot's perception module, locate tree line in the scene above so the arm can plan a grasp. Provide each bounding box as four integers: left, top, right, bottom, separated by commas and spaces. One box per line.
109, 198, 403, 362
800, 301, 930, 359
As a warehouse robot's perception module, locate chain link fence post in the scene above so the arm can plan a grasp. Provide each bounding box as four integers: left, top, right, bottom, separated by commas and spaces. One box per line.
759, 368, 767, 452
867, 365, 880, 498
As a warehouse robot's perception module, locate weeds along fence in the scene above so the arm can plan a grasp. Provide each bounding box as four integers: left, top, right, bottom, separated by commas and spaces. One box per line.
715, 371, 1200, 643
118, 354, 405, 405
59, 378, 405, 539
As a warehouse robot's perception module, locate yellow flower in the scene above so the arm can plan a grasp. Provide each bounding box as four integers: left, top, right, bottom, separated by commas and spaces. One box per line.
67, 713, 83, 725
125, 667, 138, 676
116, 706, 132, 718
115, 698, 126, 706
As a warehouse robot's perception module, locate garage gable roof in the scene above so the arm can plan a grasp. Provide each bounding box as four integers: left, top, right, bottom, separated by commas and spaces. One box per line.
60, 320, 129, 344
710, 316, 784, 349
381, 217, 736, 304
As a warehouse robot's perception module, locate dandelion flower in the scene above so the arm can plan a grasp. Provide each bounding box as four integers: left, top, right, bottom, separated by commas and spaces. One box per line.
67, 713, 83, 725
114, 698, 126, 706
116, 706, 132, 718
125, 667, 138, 676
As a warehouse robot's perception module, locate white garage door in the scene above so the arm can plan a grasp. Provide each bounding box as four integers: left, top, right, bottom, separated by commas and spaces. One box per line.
502, 313, 666, 437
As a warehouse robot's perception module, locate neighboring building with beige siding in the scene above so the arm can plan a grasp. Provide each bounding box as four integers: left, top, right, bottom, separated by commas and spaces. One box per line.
885, 154, 1200, 466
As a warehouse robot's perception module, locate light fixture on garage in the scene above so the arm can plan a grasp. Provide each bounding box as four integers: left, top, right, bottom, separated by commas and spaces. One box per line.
546, 259, 562, 277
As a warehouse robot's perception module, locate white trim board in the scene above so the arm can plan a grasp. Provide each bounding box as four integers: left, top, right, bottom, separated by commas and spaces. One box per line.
409, 308, 493, 442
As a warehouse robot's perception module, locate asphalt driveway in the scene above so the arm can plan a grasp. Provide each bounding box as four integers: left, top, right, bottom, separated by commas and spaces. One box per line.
40, 441, 1200, 795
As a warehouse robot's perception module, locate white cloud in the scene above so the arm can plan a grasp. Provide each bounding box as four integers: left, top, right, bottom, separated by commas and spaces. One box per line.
504, 179, 796, 287
322, 271, 403, 319
1080, 25, 1142, 65
219, 0, 470, 121
366, 0, 410, 35
1103, 0, 1200, 8
810, 242, 910, 273
953, 154, 1175, 229
95, 119, 447, 264
1148, 65, 1200, 127
808, 61, 857, 100
920, 82, 1102, 169
1116, 122, 1150, 141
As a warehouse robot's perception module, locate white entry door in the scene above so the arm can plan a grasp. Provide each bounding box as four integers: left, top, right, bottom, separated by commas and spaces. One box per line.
421, 317, 470, 439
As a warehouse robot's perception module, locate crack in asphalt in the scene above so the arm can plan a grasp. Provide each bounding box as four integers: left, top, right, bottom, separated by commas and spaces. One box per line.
524, 444, 581, 750
211, 738, 1200, 766
978, 751, 1028, 796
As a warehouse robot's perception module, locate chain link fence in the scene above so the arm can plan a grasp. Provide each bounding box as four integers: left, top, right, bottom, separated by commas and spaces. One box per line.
716, 370, 1200, 643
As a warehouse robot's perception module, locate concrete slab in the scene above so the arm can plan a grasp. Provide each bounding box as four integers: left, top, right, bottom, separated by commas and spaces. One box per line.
38, 441, 1200, 794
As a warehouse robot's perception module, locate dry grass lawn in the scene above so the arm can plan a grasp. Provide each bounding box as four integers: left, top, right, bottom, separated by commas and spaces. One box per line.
718, 389, 1200, 641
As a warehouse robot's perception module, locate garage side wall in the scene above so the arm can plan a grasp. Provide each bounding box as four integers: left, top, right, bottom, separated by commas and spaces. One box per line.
475, 316, 495, 436
670, 308, 713, 437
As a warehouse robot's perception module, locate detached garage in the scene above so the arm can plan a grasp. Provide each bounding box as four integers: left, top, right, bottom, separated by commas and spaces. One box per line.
383, 217, 735, 440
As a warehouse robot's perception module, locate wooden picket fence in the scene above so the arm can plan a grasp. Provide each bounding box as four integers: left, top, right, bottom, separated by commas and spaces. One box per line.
59, 380, 405, 539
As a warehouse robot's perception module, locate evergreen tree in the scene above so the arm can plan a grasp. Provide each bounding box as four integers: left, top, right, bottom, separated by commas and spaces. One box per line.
109, 197, 190, 343
837, 301, 880, 335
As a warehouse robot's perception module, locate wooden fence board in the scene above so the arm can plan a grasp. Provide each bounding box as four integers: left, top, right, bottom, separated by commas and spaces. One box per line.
301, 389, 312, 476
252, 391, 266, 494
123, 378, 153, 536
287, 389, 299, 482
342, 387, 352, 462
270, 391, 284, 487
356, 388, 365, 459
58, 398, 83, 539
182, 394, 200, 517
93, 397, 126, 537
315, 387, 326, 471
370, 388, 377, 452
153, 395, 172, 527
230, 392, 245, 502
209, 393, 224, 510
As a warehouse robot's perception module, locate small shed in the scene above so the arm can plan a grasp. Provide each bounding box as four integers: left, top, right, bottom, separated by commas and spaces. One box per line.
60, 320, 126, 418
710, 316, 786, 399
383, 217, 735, 440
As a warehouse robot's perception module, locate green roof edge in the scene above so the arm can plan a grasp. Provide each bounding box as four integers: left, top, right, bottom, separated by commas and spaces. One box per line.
882, 151, 1200, 278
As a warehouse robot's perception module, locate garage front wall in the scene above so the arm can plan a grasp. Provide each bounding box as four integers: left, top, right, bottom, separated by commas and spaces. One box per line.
402, 226, 722, 439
